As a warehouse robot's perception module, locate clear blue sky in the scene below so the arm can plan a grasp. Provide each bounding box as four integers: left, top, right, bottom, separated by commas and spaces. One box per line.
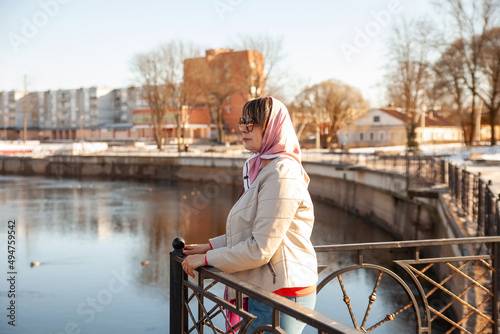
0, 0, 439, 106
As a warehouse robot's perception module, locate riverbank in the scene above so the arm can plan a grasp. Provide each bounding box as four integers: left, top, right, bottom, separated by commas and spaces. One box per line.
0, 153, 460, 242
1, 142, 497, 241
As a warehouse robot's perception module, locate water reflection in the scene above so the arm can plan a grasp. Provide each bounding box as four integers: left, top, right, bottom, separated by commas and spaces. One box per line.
0, 175, 399, 334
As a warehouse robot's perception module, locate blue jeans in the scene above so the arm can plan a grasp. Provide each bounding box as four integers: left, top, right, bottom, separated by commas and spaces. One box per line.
247, 293, 316, 334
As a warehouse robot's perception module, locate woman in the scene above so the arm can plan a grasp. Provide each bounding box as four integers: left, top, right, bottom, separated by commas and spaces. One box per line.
182, 97, 317, 333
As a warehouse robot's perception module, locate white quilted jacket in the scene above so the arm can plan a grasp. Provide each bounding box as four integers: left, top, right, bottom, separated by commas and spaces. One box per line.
206, 156, 318, 294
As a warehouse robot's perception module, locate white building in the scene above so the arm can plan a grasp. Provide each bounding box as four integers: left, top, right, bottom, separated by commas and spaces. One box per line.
0, 86, 148, 141
41, 87, 112, 129
97, 87, 144, 126
16, 92, 45, 128
338, 108, 463, 148
43, 91, 57, 128
0, 91, 26, 128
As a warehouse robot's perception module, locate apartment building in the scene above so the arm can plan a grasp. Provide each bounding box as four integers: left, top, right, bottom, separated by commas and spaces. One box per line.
43, 90, 57, 128
0, 49, 264, 141
16, 92, 45, 128
0, 91, 26, 128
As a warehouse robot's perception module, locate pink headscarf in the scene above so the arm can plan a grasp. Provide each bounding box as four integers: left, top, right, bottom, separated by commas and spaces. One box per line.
242, 97, 304, 191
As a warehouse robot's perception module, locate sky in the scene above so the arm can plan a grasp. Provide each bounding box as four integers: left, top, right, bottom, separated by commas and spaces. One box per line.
0, 0, 440, 107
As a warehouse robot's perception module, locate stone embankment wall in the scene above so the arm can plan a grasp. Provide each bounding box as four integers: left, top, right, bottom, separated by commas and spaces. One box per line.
0, 155, 461, 241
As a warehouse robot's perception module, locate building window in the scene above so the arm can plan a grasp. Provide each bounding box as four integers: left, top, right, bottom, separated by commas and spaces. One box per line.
373, 116, 380, 123
225, 106, 231, 114
380, 132, 384, 141
370, 132, 374, 141
226, 96, 231, 102
359, 132, 364, 141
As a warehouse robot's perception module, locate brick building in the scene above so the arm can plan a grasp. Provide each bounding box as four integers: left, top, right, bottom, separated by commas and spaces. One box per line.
183, 48, 265, 141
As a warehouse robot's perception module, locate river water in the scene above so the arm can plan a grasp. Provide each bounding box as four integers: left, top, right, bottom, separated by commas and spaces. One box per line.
0, 175, 415, 334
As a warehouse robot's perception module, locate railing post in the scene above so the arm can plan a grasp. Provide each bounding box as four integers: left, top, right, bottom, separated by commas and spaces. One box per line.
461, 168, 467, 213
441, 159, 446, 184
493, 240, 499, 334
497, 194, 500, 236
478, 178, 484, 236
473, 174, 479, 224
487, 182, 494, 236
406, 153, 410, 191
448, 163, 454, 194
170, 237, 187, 334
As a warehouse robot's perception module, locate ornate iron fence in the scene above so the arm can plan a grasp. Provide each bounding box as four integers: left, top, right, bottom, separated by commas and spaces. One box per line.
326, 153, 499, 238
448, 164, 500, 237
170, 236, 500, 334
324, 153, 446, 188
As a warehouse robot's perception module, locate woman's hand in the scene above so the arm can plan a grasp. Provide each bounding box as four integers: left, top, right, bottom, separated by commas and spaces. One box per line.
183, 243, 211, 255
182, 254, 206, 278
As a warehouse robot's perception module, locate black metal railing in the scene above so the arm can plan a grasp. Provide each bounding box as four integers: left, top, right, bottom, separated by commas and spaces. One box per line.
169, 237, 359, 334
314, 236, 500, 334
448, 164, 500, 237
170, 236, 500, 334
324, 153, 446, 188
329, 153, 499, 238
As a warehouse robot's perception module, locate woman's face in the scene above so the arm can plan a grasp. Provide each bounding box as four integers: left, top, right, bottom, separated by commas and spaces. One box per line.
240, 119, 263, 153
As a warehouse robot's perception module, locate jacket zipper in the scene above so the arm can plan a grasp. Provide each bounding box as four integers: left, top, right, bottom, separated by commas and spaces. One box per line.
244, 161, 250, 189
267, 263, 276, 284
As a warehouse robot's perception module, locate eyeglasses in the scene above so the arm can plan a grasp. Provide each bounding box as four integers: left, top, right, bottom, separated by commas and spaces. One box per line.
237, 117, 258, 132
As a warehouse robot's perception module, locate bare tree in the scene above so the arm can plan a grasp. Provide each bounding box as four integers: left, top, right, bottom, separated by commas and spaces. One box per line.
477, 27, 500, 145
385, 18, 434, 151
295, 80, 368, 148
433, 39, 470, 142
130, 41, 200, 150
234, 34, 288, 100
442, 0, 498, 144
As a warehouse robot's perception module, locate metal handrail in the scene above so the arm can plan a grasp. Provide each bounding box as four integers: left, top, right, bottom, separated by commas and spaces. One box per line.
170, 236, 500, 333
314, 236, 500, 252
169, 239, 359, 334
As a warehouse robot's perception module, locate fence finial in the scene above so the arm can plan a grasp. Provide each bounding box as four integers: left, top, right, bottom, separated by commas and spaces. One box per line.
172, 237, 185, 255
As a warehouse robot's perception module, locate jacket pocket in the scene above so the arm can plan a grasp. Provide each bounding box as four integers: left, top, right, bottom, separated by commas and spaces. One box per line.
267, 262, 277, 284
